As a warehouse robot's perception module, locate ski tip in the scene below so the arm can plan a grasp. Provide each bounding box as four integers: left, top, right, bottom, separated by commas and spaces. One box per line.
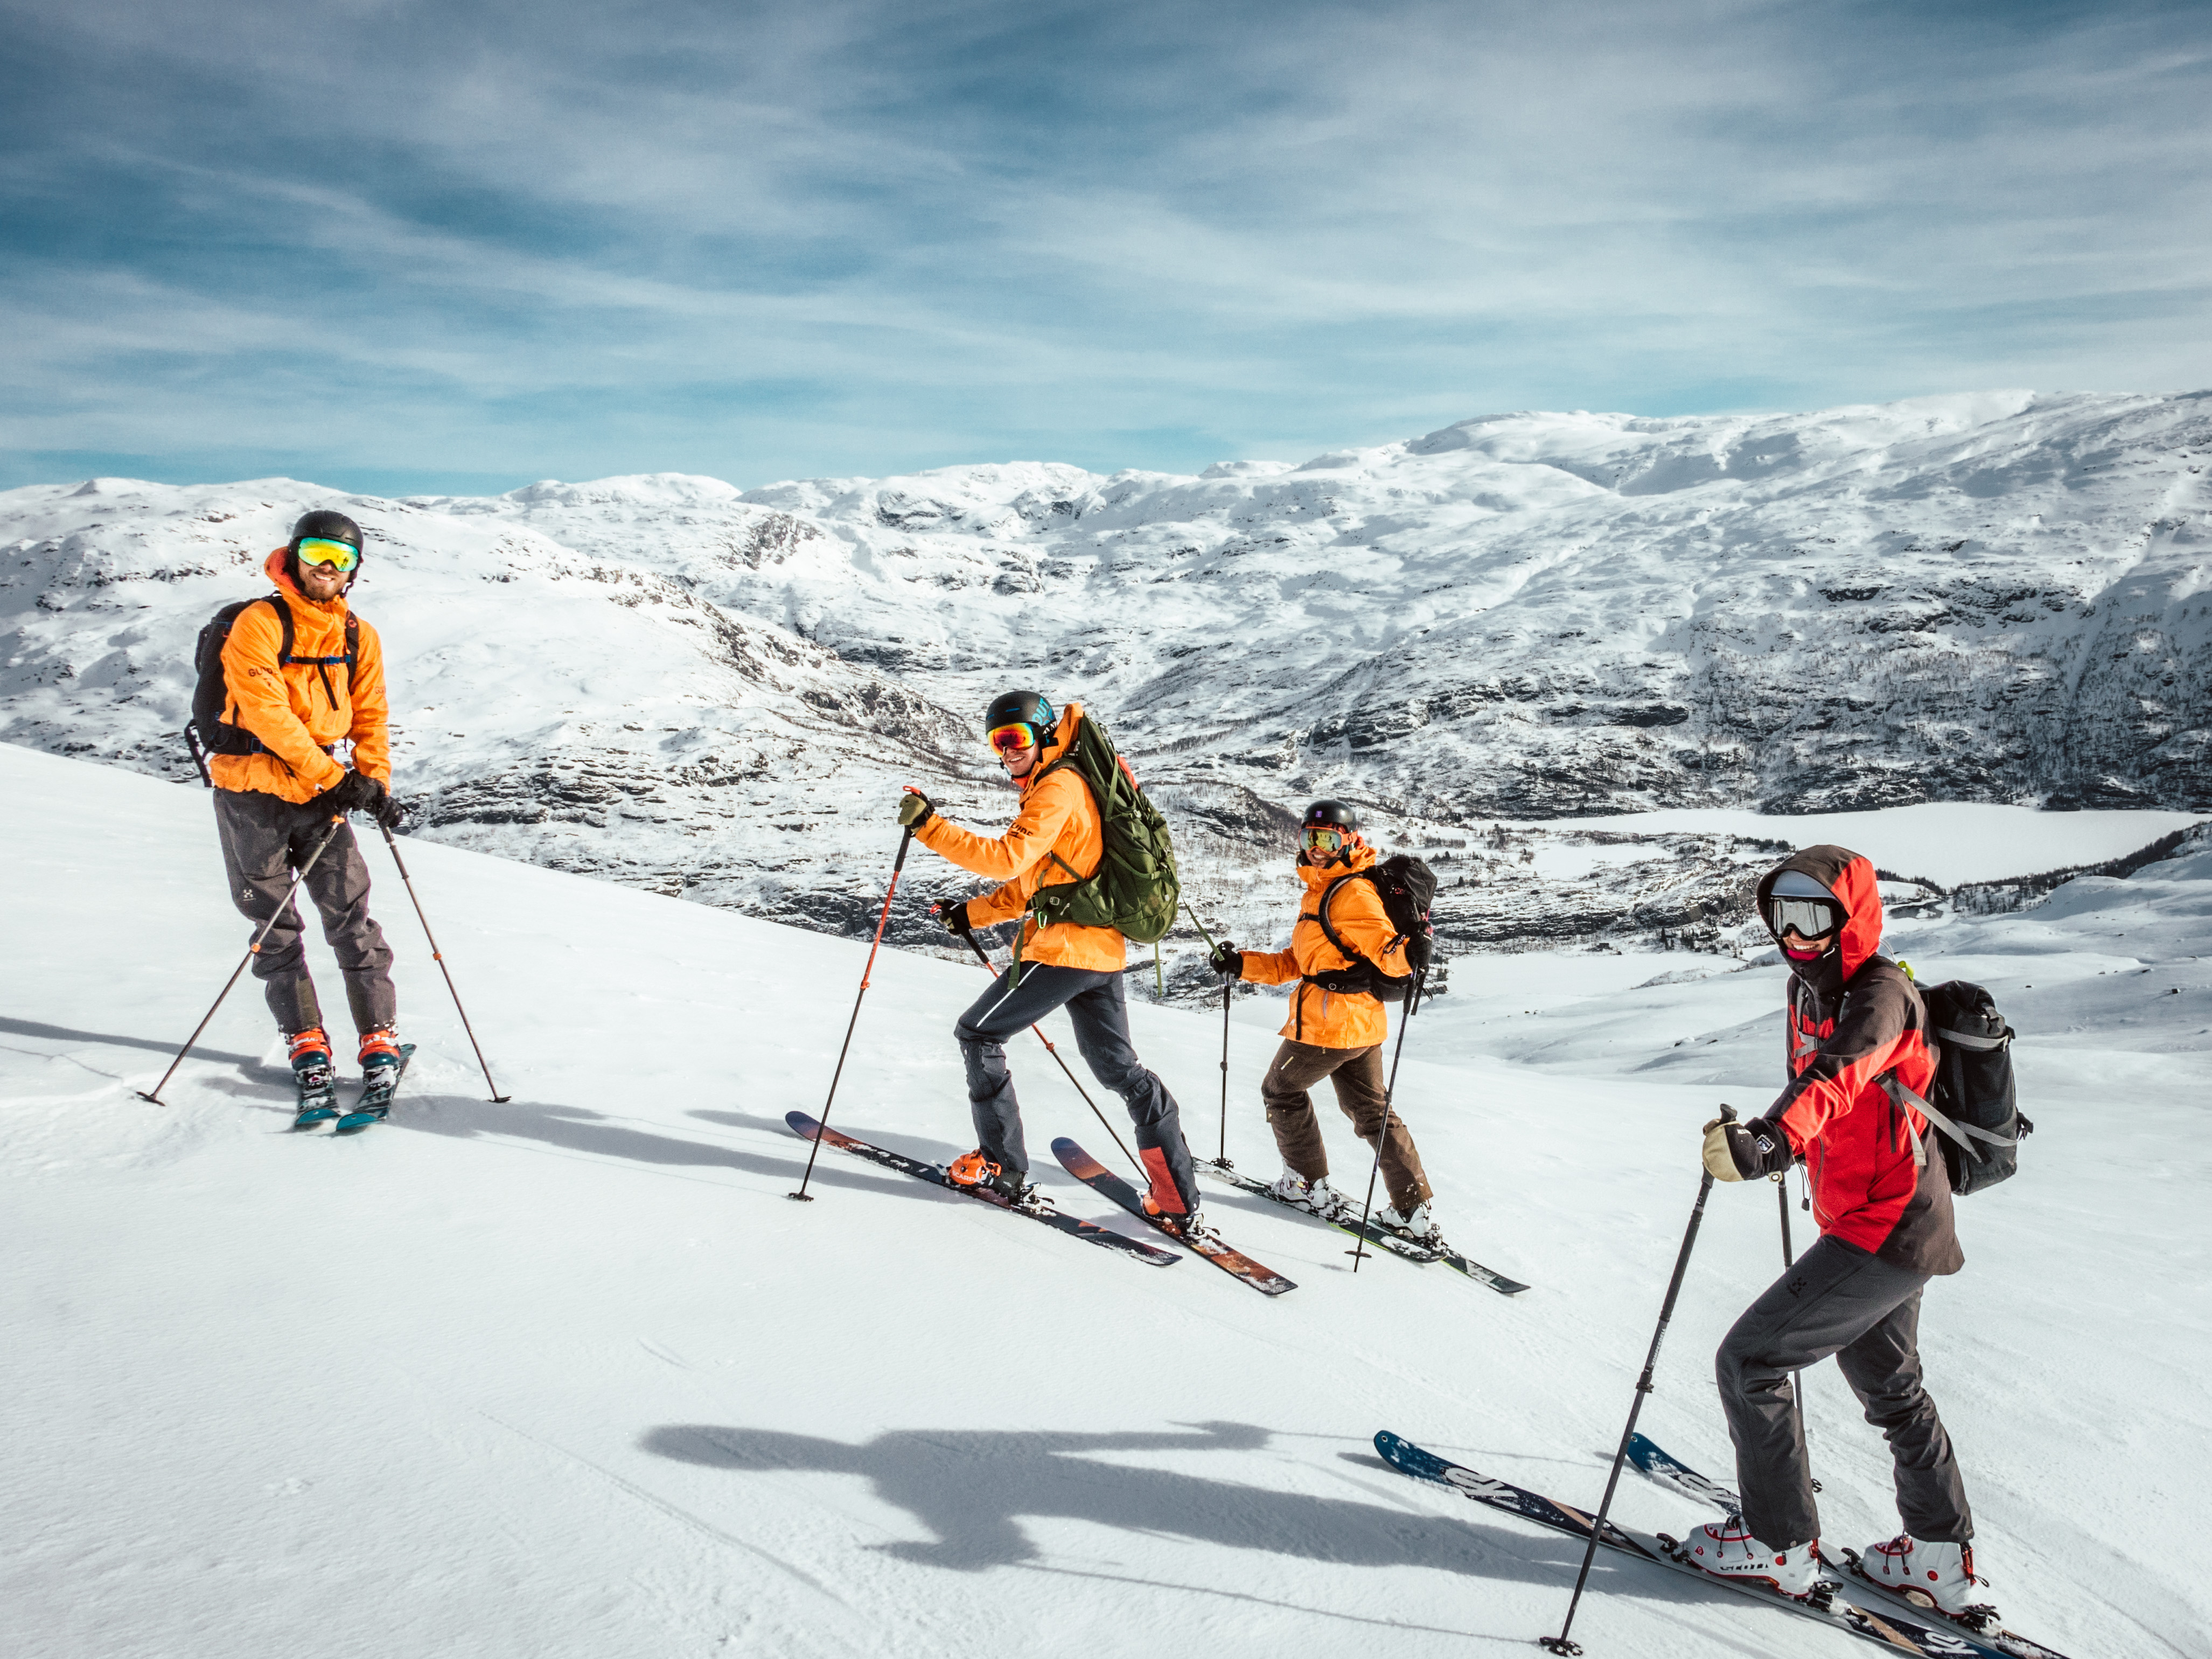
1050, 1137, 1108, 1180
785, 1110, 822, 1138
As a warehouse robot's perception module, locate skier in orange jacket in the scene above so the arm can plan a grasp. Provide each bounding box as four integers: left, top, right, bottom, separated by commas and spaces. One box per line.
1207, 800, 1438, 1239
897, 690, 1204, 1226
206, 510, 406, 1111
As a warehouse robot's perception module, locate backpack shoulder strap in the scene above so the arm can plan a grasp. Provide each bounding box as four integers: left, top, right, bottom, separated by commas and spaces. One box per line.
266, 594, 296, 664
343, 612, 359, 670
1314, 872, 1366, 967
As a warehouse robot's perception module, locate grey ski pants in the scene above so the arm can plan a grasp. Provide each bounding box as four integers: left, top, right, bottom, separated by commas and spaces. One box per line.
953, 963, 1201, 1212
213, 789, 396, 1037
1717, 1233, 1972, 1551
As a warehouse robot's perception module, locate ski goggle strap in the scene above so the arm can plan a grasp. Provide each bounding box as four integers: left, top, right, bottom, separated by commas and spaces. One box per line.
1301, 826, 1351, 853
987, 721, 1040, 755
294, 536, 359, 573
1769, 896, 1840, 939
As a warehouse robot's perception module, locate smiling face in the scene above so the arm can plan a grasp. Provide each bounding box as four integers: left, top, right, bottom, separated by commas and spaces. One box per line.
1780, 924, 1834, 959
297, 559, 348, 601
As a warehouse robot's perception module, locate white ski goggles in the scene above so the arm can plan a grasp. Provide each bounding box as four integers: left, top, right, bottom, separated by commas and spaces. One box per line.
1769, 896, 1840, 939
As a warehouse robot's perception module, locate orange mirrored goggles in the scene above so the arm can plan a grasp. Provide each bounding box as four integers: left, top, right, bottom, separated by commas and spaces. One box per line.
294, 536, 359, 573
987, 721, 1041, 755
1301, 826, 1351, 853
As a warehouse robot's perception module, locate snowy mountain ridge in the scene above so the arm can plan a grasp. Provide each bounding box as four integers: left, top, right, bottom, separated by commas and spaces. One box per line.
4, 389, 2208, 954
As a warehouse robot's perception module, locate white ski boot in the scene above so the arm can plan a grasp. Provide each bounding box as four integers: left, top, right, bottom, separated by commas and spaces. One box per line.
1377, 1198, 1438, 1242
1855, 1534, 1991, 1619
1268, 1168, 1344, 1218
1677, 1514, 1822, 1600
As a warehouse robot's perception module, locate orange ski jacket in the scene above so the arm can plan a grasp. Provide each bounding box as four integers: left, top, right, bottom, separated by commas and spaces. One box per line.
1236, 843, 1412, 1048
1760, 846, 1962, 1275
914, 702, 1126, 973
208, 549, 390, 803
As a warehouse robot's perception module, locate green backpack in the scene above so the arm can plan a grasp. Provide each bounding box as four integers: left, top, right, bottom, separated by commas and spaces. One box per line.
1027, 709, 1181, 945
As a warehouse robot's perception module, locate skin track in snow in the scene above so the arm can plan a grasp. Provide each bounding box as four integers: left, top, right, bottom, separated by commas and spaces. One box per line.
1372, 1431, 1984, 1657
783, 1111, 1180, 1267
1625, 1434, 2075, 1659
1052, 1137, 1296, 1295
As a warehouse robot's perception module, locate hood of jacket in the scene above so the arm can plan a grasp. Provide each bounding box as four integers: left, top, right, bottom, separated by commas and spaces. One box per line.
1755, 844, 1884, 998
1015, 701, 1084, 796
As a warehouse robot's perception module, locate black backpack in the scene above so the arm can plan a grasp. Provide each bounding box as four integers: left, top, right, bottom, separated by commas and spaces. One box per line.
1304, 854, 1438, 1004
1887, 978, 2030, 1196
186, 595, 358, 779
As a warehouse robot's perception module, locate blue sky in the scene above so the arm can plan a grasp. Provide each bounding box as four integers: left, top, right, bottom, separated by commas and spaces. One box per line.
3, 0, 2208, 494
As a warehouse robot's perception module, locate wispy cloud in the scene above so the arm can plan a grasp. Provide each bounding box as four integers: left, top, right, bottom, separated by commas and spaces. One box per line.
3, 0, 2208, 490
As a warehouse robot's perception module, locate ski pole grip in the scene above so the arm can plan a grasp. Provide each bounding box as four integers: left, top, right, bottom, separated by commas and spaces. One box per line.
892, 826, 913, 872
1719, 1103, 1738, 1123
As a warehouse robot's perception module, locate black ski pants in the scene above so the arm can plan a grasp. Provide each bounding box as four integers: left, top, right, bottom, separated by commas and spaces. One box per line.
1716, 1233, 1972, 1551
213, 788, 396, 1037
953, 963, 1201, 1214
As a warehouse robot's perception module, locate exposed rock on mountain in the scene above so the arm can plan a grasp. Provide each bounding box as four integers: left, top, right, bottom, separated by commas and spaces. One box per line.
5, 391, 2207, 970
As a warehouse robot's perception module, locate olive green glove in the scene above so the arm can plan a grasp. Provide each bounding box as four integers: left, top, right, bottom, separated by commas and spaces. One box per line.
896, 790, 934, 829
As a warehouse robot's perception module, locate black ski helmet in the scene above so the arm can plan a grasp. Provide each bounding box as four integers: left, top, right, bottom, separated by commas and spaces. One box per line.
1302, 799, 1360, 833
287, 509, 364, 587
983, 689, 1054, 735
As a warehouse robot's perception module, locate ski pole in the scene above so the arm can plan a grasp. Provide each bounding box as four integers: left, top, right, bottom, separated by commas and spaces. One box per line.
1540, 1105, 1734, 1658
1347, 965, 1426, 1272
1219, 968, 1232, 1166
139, 815, 347, 1106
378, 821, 510, 1103
1177, 903, 1235, 1167
791, 827, 911, 1201
954, 925, 1143, 1179
1776, 1169, 1814, 1476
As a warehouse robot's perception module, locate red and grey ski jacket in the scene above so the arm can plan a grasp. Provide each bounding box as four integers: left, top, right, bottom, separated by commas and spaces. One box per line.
1760, 846, 1963, 1277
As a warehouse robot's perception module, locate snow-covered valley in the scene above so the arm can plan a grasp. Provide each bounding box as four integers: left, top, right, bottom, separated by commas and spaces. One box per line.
4, 391, 2210, 971
3, 744, 2206, 1659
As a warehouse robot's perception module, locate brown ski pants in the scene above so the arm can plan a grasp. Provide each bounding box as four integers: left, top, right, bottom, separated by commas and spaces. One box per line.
1260, 1038, 1432, 1214
213, 787, 396, 1037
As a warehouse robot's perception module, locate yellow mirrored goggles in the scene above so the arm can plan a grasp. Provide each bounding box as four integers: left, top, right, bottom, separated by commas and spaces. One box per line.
294, 536, 359, 572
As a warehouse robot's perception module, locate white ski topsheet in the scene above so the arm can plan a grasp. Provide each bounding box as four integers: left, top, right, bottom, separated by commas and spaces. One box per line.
1, 742, 2203, 1659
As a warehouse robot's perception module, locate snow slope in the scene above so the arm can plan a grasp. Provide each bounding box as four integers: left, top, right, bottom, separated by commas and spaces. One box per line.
3, 391, 2210, 964
4, 744, 2204, 1658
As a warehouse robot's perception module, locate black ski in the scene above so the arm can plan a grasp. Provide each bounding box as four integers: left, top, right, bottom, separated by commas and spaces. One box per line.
1195, 1158, 1439, 1263
334, 1043, 415, 1134
783, 1112, 1180, 1268
1195, 1158, 1530, 1294
1053, 1138, 1295, 1295
1373, 1431, 1983, 1657
1626, 1433, 2076, 1659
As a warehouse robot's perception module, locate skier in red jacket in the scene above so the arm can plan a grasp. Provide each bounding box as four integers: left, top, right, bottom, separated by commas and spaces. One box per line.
1678, 846, 1988, 1621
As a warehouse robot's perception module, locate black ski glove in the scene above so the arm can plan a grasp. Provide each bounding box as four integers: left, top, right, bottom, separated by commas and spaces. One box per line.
896, 790, 934, 829
310, 769, 383, 818
1206, 941, 1243, 977
1702, 1114, 1792, 1182
1403, 930, 1434, 974
370, 785, 407, 832
935, 900, 972, 936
